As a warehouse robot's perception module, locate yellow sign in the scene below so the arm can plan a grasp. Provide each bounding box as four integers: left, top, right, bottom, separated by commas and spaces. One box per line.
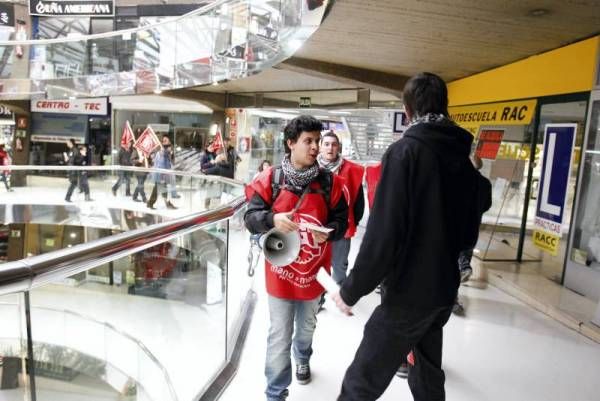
532, 230, 560, 256
449, 99, 537, 136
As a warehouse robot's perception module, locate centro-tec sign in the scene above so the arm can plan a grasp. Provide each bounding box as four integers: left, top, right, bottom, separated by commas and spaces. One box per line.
30, 0, 114, 16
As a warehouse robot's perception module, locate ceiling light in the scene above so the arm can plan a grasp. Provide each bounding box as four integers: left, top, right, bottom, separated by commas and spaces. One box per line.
528, 8, 550, 17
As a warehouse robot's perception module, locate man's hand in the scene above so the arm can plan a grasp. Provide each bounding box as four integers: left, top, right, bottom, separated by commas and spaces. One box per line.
311, 230, 328, 244
332, 291, 353, 316
273, 212, 298, 233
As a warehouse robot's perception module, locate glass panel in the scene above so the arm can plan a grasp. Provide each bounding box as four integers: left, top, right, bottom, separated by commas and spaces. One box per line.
476, 124, 535, 260
226, 204, 252, 356
0, 293, 29, 401
570, 100, 600, 276
29, 220, 227, 401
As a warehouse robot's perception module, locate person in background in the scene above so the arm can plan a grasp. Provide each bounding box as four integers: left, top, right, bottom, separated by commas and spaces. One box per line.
333, 72, 484, 401
112, 140, 133, 197
0, 143, 12, 192
77, 145, 92, 202
453, 154, 491, 315
318, 131, 365, 287
254, 159, 272, 180
200, 140, 217, 171
203, 137, 241, 179
147, 135, 177, 210
244, 115, 348, 401
64, 139, 80, 202
131, 147, 148, 203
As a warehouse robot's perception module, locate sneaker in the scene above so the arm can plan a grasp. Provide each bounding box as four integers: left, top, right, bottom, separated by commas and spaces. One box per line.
460, 266, 473, 283
396, 363, 409, 379
296, 363, 311, 385
452, 298, 465, 315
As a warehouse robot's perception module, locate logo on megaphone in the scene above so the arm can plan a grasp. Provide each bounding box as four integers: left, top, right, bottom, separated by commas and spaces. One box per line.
259, 228, 301, 267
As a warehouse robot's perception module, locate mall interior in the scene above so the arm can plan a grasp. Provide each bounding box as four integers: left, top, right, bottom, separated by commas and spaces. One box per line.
0, 0, 599, 400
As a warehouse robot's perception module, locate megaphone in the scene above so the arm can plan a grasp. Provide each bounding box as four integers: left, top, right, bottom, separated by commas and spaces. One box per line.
259, 228, 301, 267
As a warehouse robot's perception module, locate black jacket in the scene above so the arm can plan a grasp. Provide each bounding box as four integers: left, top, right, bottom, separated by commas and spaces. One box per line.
340, 121, 483, 309
117, 148, 133, 166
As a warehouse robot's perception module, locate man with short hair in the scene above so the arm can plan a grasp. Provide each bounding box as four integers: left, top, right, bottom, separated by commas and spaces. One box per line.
244, 115, 348, 401
333, 72, 488, 401
112, 140, 133, 197
318, 131, 365, 286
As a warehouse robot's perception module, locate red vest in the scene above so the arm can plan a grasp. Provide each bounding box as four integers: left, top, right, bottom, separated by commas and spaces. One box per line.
337, 160, 365, 238
365, 163, 382, 209
246, 167, 345, 300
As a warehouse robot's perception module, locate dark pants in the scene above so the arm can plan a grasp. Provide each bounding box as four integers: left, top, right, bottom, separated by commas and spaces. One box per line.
338, 305, 453, 401
65, 176, 78, 200
148, 182, 167, 207
80, 173, 90, 196
112, 171, 131, 195
133, 174, 147, 201
332, 238, 352, 285
1, 172, 9, 190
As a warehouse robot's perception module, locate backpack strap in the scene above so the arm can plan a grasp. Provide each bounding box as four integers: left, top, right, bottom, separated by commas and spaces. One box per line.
271, 166, 332, 207
271, 166, 285, 203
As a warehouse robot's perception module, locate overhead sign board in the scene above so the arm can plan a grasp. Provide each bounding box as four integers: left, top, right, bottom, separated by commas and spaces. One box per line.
449, 99, 537, 136
29, 0, 115, 17
0, 3, 15, 27
533, 123, 577, 255
31, 98, 107, 115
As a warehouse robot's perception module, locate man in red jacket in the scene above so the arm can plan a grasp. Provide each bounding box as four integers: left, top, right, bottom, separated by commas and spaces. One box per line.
244, 115, 348, 401
318, 131, 365, 285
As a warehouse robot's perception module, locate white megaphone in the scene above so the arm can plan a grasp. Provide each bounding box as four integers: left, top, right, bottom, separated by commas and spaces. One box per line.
259, 228, 301, 267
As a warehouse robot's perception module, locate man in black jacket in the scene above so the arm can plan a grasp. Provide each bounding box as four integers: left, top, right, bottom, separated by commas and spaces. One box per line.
112, 140, 133, 196
333, 73, 483, 401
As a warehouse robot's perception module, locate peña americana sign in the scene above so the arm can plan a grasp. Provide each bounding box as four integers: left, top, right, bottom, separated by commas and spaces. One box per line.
30, 0, 114, 16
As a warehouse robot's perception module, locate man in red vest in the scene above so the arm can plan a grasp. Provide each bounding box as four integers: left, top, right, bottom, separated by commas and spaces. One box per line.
318, 131, 365, 286
244, 115, 348, 401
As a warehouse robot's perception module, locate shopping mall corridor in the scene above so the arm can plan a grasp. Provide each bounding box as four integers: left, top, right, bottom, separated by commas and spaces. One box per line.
221, 228, 600, 401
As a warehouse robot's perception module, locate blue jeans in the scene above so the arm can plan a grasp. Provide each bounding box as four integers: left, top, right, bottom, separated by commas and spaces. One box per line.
332, 238, 352, 285
265, 295, 320, 401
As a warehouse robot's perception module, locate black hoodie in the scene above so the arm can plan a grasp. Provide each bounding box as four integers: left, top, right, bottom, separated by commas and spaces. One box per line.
340, 121, 481, 309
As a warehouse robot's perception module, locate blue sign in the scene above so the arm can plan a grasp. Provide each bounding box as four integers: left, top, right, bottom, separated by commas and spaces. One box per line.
535, 124, 577, 227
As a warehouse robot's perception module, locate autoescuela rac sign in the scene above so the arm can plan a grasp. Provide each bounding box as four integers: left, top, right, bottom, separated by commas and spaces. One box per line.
29, 0, 114, 17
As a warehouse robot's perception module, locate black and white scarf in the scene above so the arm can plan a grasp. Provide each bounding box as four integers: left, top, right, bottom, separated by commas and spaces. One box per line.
281, 155, 320, 190
408, 113, 454, 127
317, 154, 343, 174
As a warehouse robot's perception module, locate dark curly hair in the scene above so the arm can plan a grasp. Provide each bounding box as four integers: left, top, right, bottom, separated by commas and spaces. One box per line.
402, 72, 448, 118
283, 115, 323, 154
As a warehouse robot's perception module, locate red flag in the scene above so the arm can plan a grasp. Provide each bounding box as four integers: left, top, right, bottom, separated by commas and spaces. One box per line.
134, 126, 161, 157
213, 131, 224, 153
121, 120, 135, 148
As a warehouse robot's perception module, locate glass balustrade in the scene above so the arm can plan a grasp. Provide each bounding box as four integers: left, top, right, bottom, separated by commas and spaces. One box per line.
0, 167, 252, 401
0, 0, 331, 99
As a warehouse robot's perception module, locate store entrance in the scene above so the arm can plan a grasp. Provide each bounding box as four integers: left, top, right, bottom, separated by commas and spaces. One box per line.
89, 117, 111, 165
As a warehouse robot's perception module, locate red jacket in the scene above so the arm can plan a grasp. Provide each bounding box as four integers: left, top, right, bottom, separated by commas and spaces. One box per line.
337, 159, 365, 238
365, 163, 382, 209
245, 167, 345, 300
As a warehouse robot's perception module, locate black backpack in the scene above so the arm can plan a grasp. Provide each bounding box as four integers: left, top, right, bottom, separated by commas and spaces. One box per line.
270, 166, 332, 206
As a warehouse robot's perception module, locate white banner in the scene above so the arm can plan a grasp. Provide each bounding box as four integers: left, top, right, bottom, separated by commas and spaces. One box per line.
31, 98, 108, 115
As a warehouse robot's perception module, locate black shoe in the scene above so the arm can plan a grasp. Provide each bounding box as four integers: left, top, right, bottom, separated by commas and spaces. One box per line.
126, 192, 131, 197
147, 202, 156, 210
112, 188, 117, 196
132, 197, 141, 202
65, 198, 72, 203
166, 201, 177, 210
396, 363, 409, 379
296, 363, 311, 385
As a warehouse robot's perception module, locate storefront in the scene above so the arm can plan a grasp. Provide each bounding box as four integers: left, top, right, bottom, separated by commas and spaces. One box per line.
0, 104, 15, 150
110, 95, 212, 170
447, 36, 599, 285
565, 85, 600, 316
28, 97, 110, 166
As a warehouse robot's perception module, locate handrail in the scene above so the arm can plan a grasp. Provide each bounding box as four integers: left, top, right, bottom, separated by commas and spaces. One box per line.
0, 164, 242, 185
0, 0, 232, 46
0, 169, 247, 296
